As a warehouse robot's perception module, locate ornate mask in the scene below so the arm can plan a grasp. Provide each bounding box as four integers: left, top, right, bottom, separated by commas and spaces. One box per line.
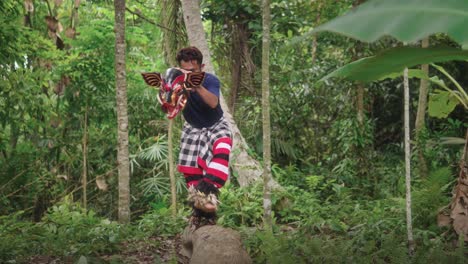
142, 68, 205, 119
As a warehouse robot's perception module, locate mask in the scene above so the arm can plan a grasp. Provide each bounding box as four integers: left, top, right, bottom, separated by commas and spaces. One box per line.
142, 68, 205, 119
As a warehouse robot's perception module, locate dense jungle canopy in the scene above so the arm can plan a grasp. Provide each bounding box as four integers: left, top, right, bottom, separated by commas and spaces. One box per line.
0, 0, 467, 263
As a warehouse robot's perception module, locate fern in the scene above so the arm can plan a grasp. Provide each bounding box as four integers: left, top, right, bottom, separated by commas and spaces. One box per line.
412, 167, 453, 228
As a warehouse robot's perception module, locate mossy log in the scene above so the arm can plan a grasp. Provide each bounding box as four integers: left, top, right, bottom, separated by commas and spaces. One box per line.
181, 225, 252, 264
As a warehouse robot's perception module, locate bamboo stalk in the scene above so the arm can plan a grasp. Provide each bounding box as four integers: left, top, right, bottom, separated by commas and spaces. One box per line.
168, 119, 177, 217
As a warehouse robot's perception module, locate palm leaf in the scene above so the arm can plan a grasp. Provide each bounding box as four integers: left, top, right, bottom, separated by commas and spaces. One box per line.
159, 0, 187, 65
309, 0, 468, 47
138, 140, 168, 163
139, 171, 170, 197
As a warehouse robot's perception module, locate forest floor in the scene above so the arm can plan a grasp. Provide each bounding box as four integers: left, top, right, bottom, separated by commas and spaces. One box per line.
27, 235, 190, 264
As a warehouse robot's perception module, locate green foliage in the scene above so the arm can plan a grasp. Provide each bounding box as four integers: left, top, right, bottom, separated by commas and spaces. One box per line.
39, 201, 124, 255
217, 183, 264, 227
0, 0, 169, 217
0, 211, 46, 261
135, 205, 187, 237
0, 0, 466, 261
412, 167, 453, 229
243, 228, 467, 263
240, 188, 465, 263
429, 89, 460, 118
321, 46, 468, 82
0, 201, 125, 262
310, 0, 468, 47
328, 115, 377, 194
272, 163, 308, 188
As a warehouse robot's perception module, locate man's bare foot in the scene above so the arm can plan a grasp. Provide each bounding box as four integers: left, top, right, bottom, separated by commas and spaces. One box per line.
188, 183, 219, 213
194, 200, 217, 213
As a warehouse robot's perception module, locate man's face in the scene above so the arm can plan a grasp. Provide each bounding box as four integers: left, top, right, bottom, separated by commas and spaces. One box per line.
179, 60, 201, 73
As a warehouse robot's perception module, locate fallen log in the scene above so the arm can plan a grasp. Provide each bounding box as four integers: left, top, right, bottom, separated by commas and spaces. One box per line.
181, 225, 252, 264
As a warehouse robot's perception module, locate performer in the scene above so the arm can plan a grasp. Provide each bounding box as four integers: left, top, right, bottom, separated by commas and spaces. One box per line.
175, 46, 232, 226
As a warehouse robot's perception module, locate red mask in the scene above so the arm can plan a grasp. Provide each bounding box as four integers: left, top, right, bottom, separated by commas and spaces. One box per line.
142, 68, 205, 119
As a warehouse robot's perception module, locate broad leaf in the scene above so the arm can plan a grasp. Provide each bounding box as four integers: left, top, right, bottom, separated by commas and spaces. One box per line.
440, 137, 466, 145
379, 69, 427, 81
320, 46, 468, 82
428, 90, 459, 118
309, 0, 468, 47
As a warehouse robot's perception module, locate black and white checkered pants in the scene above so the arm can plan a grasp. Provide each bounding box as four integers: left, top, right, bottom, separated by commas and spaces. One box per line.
177, 117, 232, 177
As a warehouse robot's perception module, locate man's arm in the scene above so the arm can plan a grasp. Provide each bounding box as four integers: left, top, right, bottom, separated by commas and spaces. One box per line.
192, 86, 219, 108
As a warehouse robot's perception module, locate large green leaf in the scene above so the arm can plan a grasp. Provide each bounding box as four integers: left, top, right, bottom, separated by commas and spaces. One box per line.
428, 90, 459, 118
320, 46, 468, 82
309, 0, 468, 47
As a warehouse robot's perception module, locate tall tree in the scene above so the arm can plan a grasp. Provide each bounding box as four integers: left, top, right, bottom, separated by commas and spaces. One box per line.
261, 0, 272, 230
82, 105, 88, 209
353, 0, 366, 126
114, 0, 130, 224
180, 0, 271, 187
403, 67, 415, 254
160, 0, 186, 66
415, 37, 429, 178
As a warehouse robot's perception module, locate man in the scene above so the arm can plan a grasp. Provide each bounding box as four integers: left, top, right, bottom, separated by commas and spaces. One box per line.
176, 46, 232, 226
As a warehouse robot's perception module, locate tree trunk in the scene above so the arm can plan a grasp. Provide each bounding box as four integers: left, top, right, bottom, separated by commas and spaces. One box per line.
182, 225, 252, 264
114, 0, 130, 224
180, 0, 270, 188
24, 0, 34, 27
415, 37, 429, 178
261, 0, 272, 230
354, 0, 366, 125
404, 67, 415, 254
81, 105, 88, 209
356, 82, 365, 125
438, 129, 468, 242
229, 23, 242, 113
161, 0, 186, 66
311, 2, 322, 64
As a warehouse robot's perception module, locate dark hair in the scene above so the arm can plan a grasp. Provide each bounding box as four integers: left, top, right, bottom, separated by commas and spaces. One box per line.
176, 46, 203, 65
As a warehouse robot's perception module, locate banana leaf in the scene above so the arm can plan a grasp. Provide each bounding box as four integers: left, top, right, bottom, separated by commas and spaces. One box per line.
309, 0, 468, 48
320, 46, 468, 82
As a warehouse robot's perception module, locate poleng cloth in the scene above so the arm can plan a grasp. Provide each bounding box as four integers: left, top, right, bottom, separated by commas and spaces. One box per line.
177, 117, 232, 174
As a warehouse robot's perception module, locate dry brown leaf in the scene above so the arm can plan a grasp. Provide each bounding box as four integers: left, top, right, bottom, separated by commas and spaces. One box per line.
54, 82, 64, 96
453, 214, 468, 241
450, 201, 467, 217
75, 0, 81, 8
45, 16, 59, 32
458, 183, 468, 194
57, 22, 63, 33
460, 177, 468, 186
62, 75, 70, 86
54, 0, 63, 7
65, 27, 76, 39
437, 213, 452, 227
96, 176, 108, 191
57, 174, 68, 180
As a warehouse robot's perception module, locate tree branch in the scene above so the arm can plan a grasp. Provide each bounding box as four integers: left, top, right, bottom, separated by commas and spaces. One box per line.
125, 7, 177, 33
